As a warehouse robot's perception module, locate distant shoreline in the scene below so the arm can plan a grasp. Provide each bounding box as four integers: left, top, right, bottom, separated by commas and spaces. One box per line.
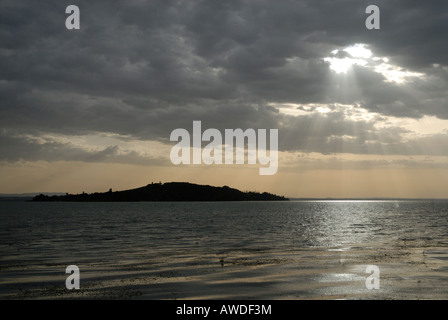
288, 198, 448, 201
2, 196, 448, 202
29, 182, 289, 202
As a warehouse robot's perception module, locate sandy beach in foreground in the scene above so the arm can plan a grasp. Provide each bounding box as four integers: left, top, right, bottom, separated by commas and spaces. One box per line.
2, 241, 448, 300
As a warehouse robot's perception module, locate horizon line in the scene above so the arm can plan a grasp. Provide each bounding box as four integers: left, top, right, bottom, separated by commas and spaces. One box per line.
1, 193, 448, 201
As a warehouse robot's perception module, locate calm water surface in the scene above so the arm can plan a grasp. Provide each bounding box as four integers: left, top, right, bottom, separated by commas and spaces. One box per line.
1, 200, 448, 298
2, 200, 448, 264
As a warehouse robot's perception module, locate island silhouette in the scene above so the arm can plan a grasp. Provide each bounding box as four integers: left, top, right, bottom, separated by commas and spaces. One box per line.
31, 182, 288, 202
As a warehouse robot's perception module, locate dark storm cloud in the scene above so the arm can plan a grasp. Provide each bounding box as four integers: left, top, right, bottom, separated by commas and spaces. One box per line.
0, 132, 167, 165
1, 0, 447, 162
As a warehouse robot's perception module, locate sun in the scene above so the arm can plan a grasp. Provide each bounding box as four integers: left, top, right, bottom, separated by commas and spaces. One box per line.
323, 43, 425, 83
324, 44, 371, 74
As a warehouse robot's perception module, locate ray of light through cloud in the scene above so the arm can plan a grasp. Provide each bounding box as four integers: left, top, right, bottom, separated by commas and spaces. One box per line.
1, 1, 448, 198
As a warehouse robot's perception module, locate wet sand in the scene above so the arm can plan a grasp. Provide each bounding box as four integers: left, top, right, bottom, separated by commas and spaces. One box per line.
2, 241, 448, 299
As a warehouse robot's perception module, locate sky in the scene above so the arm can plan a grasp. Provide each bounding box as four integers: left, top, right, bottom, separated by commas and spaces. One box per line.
1, 0, 448, 198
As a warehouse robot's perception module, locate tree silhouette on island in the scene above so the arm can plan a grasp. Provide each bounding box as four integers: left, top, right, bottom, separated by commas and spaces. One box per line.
32, 182, 288, 202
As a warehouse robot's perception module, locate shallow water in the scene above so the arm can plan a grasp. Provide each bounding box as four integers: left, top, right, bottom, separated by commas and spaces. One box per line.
1, 200, 448, 299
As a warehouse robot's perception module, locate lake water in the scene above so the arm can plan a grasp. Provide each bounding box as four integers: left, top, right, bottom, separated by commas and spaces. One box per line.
1, 200, 448, 299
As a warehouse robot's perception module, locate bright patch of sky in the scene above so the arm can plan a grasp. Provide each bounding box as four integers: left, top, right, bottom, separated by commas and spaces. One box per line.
273, 102, 448, 138
324, 43, 425, 84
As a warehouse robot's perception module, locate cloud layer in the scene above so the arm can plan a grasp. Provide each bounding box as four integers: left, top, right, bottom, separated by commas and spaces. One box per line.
1, 0, 448, 164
